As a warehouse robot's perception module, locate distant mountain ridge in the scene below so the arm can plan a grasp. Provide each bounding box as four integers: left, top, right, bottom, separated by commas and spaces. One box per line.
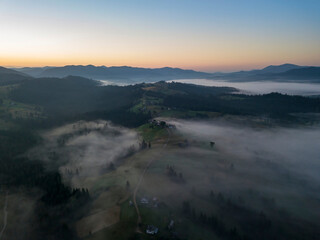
12, 65, 212, 82
0, 66, 31, 85
10, 63, 320, 83
0, 66, 29, 76
260, 63, 303, 73
211, 64, 320, 82
13, 66, 55, 77
279, 67, 320, 79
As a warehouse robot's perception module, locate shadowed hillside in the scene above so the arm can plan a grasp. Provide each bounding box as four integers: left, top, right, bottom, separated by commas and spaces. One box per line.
0, 67, 31, 85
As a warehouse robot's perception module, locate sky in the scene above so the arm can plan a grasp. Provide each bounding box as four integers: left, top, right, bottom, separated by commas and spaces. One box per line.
0, 0, 319, 72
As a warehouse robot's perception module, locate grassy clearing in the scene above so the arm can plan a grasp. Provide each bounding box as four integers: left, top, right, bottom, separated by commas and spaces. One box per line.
136, 123, 168, 142
0, 190, 37, 240
0, 84, 45, 122
76, 206, 120, 238
130, 99, 145, 113
84, 221, 138, 240
119, 199, 137, 222
139, 203, 172, 230
131, 86, 223, 121
73, 146, 164, 239
83, 198, 138, 240
130, 95, 163, 115
147, 104, 222, 119
159, 109, 222, 118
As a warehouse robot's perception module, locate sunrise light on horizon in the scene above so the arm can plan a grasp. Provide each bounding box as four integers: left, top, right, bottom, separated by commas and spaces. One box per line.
1, 0, 320, 72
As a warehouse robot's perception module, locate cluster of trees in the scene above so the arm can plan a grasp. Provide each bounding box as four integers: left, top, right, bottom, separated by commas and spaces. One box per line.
10, 77, 320, 128
0, 129, 38, 158
163, 92, 320, 118
11, 76, 135, 115
181, 190, 319, 240
166, 165, 185, 183
163, 82, 235, 95
108, 162, 116, 170
0, 156, 90, 205
0, 128, 90, 239
2, 77, 151, 131
83, 107, 152, 128
57, 129, 90, 146
208, 192, 272, 237
141, 82, 320, 122
5, 78, 320, 129
141, 139, 151, 149
64, 167, 81, 178
182, 199, 263, 240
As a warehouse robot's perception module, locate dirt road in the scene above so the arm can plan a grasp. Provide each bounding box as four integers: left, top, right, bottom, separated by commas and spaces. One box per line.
133, 130, 170, 233
0, 191, 8, 240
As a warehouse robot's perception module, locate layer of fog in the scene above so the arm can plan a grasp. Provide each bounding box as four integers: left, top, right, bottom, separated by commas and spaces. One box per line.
169, 79, 320, 96
28, 120, 140, 186
97, 80, 130, 86
168, 119, 320, 183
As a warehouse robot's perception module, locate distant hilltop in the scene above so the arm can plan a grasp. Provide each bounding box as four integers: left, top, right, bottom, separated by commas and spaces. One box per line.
5, 63, 320, 83
10, 65, 212, 82
210, 63, 320, 82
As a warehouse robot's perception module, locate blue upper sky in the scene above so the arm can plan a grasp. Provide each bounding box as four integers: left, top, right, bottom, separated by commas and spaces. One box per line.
0, 0, 319, 71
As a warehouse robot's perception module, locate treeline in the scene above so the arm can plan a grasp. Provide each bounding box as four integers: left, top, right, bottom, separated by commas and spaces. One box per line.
162, 92, 320, 117
157, 81, 236, 95
1, 156, 89, 206
182, 200, 249, 240
0, 128, 89, 239
166, 165, 185, 183
82, 107, 152, 128
10, 76, 144, 118
8, 77, 152, 128
0, 129, 89, 206
0, 129, 38, 158
7, 78, 320, 127
5, 104, 152, 130
181, 190, 319, 240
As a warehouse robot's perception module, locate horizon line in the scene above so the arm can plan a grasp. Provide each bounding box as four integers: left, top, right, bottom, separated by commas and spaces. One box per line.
3, 62, 319, 74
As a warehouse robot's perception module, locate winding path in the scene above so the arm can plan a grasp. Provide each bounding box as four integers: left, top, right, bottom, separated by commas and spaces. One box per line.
133, 130, 170, 233
0, 191, 8, 240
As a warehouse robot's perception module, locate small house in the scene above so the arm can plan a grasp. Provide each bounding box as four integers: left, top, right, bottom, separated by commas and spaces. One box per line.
146, 225, 158, 235
168, 220, 174, 230
140, 197, 149, 204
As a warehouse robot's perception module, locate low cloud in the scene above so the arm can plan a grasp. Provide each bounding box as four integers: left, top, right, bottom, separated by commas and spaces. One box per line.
168, 119, 320, 183
28, 120, 140, 184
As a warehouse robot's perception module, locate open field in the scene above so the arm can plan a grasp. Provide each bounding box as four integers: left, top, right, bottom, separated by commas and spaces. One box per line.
3, 115, 318, 240
0, 189, 37, 240
0, 84, 45, 127
76, 206, 120, 238
73, 118, 320, 240
136, 123, 168, 142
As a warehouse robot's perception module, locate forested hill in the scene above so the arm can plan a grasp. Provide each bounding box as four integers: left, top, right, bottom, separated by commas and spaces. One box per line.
8, 77, 320, 128
11, 64, 320, 83
10, 76, 145, 125
210, 66, 320, 82
12, 65, 212, 82
0, 66, 31, 85
278, 67, 320, 80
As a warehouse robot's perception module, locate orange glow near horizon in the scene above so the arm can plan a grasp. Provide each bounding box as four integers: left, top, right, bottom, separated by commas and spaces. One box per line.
1, 1, 319, 72
1, 52, 319, 72
1, 26, 319, 72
